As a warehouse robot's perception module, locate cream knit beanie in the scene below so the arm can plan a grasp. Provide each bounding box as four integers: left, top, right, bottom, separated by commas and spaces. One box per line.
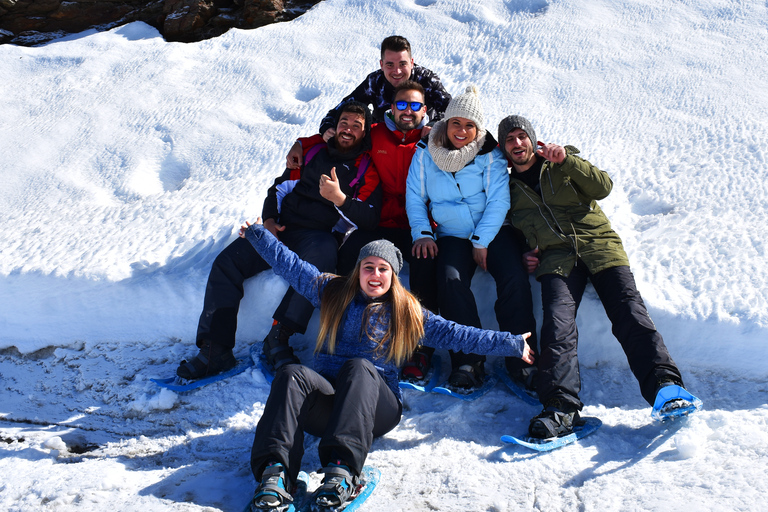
443, 85, 484, 132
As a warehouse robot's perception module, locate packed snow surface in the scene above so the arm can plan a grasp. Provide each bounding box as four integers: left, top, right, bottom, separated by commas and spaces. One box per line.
1, 0, 767, 510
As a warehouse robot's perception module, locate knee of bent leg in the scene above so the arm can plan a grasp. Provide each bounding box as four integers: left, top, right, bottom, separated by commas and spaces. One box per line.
273, 363, 310, 386
337, 358, 376, 381
212, 237, 253, 270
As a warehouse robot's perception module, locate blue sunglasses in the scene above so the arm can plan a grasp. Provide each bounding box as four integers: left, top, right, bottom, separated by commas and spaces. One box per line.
395, 101, 424, 111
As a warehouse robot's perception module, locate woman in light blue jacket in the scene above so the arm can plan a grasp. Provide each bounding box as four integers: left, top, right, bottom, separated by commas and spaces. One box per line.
405, 85, 516, 390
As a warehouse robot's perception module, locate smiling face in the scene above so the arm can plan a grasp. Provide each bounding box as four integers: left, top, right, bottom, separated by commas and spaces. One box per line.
380, 49, 414, 88
504, 128, 537, 171
446, 117, 477, 149
358, 256, 393, 298
334, 112, 366, 152
392, 88, 426, 132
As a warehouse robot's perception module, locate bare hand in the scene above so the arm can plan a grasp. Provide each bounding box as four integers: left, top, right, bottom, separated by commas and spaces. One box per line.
472, 246, 488, 271
322, 128, 336, 142
412, 238, 438, 259
520, 332, 535, 364
319, 167, 347, 207
522, 247, 540, 274
238, 217, 263, 238
263, 218, 286, 238
286, 141, 303, 169
536, 142, 567, 164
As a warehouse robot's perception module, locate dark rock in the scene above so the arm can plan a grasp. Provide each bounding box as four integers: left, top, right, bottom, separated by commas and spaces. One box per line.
0, 0, 320, 46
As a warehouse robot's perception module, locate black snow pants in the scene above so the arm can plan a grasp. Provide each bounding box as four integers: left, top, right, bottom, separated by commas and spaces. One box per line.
537, 261, 683, 410
250, 359, 402, 486
436, 226, 538, 369
196, 227, 338, 350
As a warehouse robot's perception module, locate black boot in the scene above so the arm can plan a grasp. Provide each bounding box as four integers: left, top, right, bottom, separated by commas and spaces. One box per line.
448, 360, 485, 389
505, 356, 537, 392
262, 322, 300, 372
529, 398, 582, 439
176, 340, 237, 380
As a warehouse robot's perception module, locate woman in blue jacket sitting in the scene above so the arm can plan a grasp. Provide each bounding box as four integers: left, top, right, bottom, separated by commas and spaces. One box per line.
406, 85, 526, 390
239, 218, 533, 511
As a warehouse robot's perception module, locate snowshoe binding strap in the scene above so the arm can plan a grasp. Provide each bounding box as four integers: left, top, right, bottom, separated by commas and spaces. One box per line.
315, 463, 358, 507
264, 344, 299, 371
447, 363, 484, 390
262, 323, 299, 371
176, 346, 236, 380
251, 464, 293, 511
529, 406, 583, 439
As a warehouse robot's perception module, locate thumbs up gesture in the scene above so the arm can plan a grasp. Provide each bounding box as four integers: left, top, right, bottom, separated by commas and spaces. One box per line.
319, 167, 347, 207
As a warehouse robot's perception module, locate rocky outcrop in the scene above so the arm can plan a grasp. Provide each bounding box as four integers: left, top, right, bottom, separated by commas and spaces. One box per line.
0, 0, 318, 46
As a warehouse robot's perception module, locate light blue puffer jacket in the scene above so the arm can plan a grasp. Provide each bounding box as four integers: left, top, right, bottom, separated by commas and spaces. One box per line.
405, 138, 510, 248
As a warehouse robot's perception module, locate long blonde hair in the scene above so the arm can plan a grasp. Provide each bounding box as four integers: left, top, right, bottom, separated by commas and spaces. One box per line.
315, 264, 425, 366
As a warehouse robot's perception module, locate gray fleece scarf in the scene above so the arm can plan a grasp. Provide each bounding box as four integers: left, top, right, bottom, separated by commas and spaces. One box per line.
427, 120, 487, 173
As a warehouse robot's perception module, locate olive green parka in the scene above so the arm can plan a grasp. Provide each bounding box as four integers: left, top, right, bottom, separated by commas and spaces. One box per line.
507, 146, 630, 279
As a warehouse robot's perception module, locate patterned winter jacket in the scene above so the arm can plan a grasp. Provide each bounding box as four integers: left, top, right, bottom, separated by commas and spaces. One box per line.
243, 224, 527, 401
319, 65, 452, 135
507, 147, 630, 279
406, 133, 510, 248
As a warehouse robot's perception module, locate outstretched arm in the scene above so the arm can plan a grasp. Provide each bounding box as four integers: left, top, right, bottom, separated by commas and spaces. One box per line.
240, 219, 331, 309
421, 311, 534, 363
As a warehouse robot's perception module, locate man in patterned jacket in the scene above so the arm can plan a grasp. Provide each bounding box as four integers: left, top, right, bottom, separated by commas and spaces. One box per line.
314, 35, 451, 142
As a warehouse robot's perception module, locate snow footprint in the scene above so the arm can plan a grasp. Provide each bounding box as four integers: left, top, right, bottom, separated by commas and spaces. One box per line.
125, 127, 190, 196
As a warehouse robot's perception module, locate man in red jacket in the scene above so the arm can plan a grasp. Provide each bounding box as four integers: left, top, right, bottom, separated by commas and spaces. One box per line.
286, 81, 438, 380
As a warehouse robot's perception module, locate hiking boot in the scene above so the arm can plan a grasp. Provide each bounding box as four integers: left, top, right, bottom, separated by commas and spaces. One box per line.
529, 398, 582, 439
448, 361, 485, 389
251, 463, 293, 511
262, 322, 299, 372
176, 340, 237, 380
315, 461, 358, 507
505, 356, 537, 393
400, 348, 432, 382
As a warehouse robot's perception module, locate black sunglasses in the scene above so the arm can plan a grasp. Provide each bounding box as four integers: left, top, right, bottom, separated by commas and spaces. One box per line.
395, 101, 424, 112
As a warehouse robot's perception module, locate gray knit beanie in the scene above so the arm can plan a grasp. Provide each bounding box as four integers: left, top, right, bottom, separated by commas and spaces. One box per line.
497, 115, 537, 159
443, 85, 484, 132
356, 239, 404, 276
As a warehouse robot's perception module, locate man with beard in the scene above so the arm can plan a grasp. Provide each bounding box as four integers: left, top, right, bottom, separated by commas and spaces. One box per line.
283, 81, 440, 381
176, 102, 381, 380
497, 115, 689, 439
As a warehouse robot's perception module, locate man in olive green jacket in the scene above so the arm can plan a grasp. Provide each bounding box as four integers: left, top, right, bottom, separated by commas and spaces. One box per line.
498, 115, 687, 439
